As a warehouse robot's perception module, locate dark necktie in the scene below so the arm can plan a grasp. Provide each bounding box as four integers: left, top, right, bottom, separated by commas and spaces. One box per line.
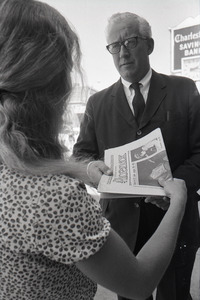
131, 82, 145, 125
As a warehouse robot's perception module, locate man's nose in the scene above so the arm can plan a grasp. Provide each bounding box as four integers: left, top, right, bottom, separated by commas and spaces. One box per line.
119, 44, 129, 57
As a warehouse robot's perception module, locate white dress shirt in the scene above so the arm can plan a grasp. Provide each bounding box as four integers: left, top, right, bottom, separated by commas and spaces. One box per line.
121, 68, 152, 115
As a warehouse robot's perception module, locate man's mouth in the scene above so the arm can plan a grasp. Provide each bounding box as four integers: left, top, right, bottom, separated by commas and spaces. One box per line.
120, 62, 133, 67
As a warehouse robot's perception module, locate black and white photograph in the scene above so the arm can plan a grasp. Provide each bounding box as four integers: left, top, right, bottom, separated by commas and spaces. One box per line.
0, 1, 199, 300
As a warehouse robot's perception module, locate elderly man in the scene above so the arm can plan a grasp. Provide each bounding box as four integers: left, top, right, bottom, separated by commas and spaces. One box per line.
73, 12, 200, 300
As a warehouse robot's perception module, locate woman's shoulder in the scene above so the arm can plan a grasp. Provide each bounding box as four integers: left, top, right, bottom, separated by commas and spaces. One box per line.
0, 164, 88, 208
0, 163, 84, 191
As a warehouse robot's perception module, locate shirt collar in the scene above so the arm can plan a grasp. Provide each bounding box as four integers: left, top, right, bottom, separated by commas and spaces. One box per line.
121, 68, 152, 89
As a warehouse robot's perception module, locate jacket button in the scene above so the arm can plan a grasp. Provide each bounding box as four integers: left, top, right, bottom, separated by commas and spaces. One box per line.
134, 203, 140, 208
137, 130, 142, 136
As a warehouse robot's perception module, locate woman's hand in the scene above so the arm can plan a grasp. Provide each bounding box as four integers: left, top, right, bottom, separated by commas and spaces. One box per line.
145, 178, 187, 211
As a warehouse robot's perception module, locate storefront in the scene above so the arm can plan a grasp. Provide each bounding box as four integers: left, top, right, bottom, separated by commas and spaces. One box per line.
170, 15, 200, 91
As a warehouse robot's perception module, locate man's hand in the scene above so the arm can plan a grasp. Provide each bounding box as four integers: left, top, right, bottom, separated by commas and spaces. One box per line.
87, 160, 113, 188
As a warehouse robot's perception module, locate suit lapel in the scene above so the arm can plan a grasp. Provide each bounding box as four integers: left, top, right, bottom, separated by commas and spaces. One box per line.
110, 72, 167, 129
140, 70, 167, 128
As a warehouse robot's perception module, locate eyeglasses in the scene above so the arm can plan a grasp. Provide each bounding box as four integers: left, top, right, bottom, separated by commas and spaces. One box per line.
106, 36, 147, 54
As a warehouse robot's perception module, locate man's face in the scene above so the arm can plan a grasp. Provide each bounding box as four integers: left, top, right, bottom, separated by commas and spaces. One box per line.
107, 19, 154, 82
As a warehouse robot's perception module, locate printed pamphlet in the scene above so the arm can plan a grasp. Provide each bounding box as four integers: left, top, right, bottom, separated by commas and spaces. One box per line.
98, 128, 172, 198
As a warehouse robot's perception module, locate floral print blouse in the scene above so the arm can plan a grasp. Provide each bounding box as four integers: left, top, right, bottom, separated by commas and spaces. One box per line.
0, 164, 110, 299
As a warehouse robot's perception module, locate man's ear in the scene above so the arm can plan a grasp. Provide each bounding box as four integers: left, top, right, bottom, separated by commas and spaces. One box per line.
147, 38, 154, 55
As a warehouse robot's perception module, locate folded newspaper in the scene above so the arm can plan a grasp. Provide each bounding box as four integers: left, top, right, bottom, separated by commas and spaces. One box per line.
98, 128, 172, 198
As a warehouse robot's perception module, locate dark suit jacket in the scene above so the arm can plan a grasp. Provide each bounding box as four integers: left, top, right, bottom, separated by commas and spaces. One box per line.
73, 70, 200, 251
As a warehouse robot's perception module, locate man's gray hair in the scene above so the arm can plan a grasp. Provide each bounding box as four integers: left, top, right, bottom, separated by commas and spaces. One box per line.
105, 12, 152, 40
